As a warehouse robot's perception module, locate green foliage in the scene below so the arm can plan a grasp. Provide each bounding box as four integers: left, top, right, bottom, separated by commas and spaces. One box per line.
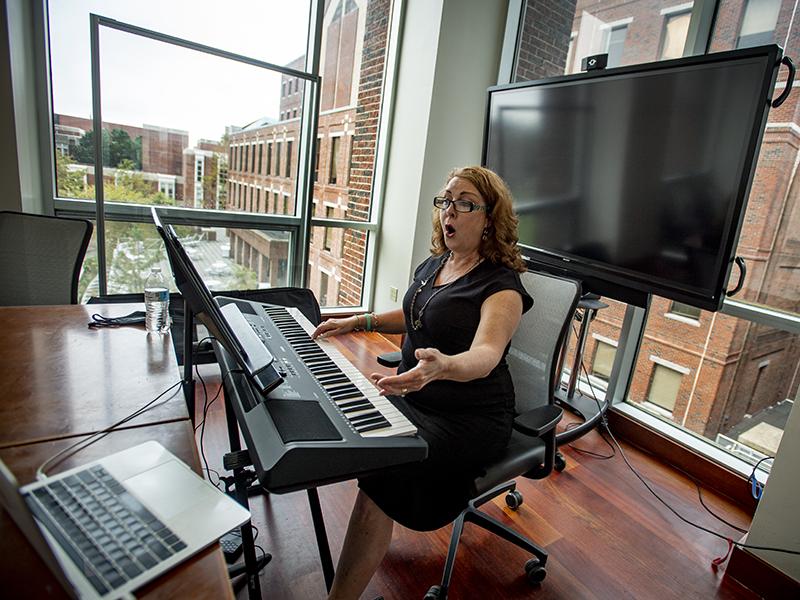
55, 152, 87, 197
108, 129, 141, 169
71, 129, 109, 165
70, 128, 141, 169
231, 262, 257, 289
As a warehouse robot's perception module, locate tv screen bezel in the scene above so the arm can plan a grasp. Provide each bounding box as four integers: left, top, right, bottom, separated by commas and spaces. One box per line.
482, 44, 783, 311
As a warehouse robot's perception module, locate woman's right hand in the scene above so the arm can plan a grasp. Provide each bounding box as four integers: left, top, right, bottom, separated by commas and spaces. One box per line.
311, 316, 358, 340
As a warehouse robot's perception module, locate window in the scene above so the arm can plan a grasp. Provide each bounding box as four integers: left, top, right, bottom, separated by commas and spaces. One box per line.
647, 364, 683, 413
669, 301, 701, 320
592, 341, 616, 380
323, 206, 334, 251
276, 141, 282, 177
737, 0, 781, 48
273, 192, 279, 214
606, 25, 628, 68
258, 143, 263, 174
251, 143, 256, 173
286, 140, 293, 178
244, 145, 249, 173
266, 143, 272, 176
329, 136, 341, 184
660, 10, 691, 60
319, 271, 329, 306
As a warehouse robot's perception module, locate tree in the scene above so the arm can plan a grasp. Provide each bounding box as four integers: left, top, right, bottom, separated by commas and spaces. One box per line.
55, 152, 86, 197
71, 129, 110, 165
108, 129, 141, 169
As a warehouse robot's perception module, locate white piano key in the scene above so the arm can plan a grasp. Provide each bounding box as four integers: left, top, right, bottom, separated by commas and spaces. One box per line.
287, 308, 417, 438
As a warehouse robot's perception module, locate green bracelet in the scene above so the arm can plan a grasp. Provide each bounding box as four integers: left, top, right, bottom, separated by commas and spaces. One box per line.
364, 313, 372, 332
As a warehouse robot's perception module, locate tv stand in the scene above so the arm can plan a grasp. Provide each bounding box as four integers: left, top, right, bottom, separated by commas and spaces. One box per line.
553, 294, 610, 467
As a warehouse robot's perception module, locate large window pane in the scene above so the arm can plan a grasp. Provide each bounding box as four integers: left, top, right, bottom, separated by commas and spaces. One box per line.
710, 0, 800, 316
516, 1, 693, 82
626, 295, 799, 466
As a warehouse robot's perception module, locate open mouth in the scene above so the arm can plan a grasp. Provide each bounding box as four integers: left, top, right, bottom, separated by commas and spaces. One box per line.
444, 223, 456, 237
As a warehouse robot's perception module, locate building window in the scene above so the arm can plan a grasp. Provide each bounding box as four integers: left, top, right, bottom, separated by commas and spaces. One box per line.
606, 24, 628, 68
258, 143, 263, 174
669, 301, 701, 320
158, 179, 175, 199
592, 341, 616, 381
319, 271, 329, 306
286, 140, 293, 178
273, 192, 279, 214
266, 143, 272, 176
660, 10, 691, 60
256, 188, 261, 212
647, 364, 683, 413
276, 141, 282, 177
329, 136, 341, 184
737, 0, 781, 48
244, 145, 249, 173
323, 206, 334, 251
251, 143, 257, 172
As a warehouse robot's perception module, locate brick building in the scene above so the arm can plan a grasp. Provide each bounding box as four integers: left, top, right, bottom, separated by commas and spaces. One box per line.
182, 139, 228, 210
54, 113, 188, 199
225, 0, 384, 305
517, 0, 799, 455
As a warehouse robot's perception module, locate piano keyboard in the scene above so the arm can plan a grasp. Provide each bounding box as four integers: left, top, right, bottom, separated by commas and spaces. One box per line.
262, 306, 417, 438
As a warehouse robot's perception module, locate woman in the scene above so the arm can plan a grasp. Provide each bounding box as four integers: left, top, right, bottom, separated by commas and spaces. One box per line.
312, 166, 533, 599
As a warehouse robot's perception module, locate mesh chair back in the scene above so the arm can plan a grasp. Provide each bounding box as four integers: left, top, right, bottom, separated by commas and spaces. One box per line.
507, 270, 581, 414
0, 211, 93, 306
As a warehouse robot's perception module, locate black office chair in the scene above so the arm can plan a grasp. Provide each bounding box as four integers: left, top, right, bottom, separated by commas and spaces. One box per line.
379, 270, 580, 599
0, 211, 93, 306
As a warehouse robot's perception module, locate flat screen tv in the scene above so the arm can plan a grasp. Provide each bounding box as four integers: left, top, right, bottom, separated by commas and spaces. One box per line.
483, 45, 785, 310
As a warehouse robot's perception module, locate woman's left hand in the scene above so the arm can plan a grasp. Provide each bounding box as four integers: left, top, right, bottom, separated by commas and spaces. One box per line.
370, 347, 449, 396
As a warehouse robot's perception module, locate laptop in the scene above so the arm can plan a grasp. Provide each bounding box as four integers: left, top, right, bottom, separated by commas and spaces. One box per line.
0, 441, 250, 599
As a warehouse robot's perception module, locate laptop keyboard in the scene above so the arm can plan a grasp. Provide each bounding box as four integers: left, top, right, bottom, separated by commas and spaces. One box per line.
26, 465, 187, 595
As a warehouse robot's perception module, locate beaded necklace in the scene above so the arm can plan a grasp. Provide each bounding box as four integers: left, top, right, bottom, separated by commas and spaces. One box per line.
408, 251, 483, 331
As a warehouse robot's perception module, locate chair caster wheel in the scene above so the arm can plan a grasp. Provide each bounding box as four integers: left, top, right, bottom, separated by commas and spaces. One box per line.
554, 452, 567, 472
525, 558, 547, 584
424, 584, 443, 599
505, 490, 523, 510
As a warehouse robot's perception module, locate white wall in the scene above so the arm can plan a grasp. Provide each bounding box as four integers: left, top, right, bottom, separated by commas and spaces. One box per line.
373, 0, 508, 312
744, 390, 800, 579
3, 0, 45, 214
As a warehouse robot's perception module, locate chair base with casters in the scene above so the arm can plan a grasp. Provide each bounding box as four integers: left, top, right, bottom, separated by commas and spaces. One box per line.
423, 405, 562, 600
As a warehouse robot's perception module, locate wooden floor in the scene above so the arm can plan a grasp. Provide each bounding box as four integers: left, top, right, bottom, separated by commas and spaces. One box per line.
192, 360, 757, 600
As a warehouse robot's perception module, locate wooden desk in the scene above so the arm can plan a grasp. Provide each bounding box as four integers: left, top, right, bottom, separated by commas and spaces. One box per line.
0, 304, 187, 448
0, 304, 233, 599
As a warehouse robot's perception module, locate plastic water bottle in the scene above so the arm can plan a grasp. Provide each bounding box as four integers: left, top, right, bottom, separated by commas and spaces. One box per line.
144, 267, 170, 334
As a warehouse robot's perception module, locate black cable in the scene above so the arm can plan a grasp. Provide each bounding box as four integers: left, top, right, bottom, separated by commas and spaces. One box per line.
568, 322, 791, 553
36, 380, 183, 480
602, 423, 800, 556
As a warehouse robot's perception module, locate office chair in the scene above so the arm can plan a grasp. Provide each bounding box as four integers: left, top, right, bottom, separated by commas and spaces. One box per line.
378, 270, 580, 599
0, 211, 93, 306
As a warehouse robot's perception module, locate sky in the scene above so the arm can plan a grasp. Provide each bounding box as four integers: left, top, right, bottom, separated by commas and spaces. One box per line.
49, 0, 311, 145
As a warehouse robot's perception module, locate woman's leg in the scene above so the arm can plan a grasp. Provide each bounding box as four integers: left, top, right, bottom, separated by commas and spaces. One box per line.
328, 489, 394, 600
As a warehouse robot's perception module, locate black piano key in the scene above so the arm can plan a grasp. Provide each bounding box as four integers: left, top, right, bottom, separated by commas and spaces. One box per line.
340, 402, 374, 414
349, 411, 382, 423
331, 390, 363, 402
329, 386, 362, 400
353, 416, 391, 431
356, 420, 392, 433
337, 398, 370, 409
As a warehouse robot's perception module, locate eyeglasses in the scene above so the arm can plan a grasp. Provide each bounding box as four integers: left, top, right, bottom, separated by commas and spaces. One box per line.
433, 196, 489, 213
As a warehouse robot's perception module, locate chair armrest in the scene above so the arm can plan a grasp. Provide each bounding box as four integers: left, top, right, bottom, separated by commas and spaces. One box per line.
377, 351, 402, 368
513, 405, 563, 437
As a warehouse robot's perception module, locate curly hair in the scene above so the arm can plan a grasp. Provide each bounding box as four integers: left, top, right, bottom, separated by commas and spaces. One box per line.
430, 166, 527, 272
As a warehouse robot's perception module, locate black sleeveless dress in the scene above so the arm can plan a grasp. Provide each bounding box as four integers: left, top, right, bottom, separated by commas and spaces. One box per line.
358, 254, 533, 531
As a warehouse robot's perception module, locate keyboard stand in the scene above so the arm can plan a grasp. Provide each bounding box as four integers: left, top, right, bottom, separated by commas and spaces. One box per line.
221, 393, 270, 600
217, 346, 337, 595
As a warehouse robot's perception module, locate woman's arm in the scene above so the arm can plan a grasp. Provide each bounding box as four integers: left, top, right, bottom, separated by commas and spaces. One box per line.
370, 290, 523, 396
311, 308, 406, 339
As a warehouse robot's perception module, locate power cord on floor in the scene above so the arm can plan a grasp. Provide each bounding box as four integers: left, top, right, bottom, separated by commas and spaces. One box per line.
569, 333, 798, 562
